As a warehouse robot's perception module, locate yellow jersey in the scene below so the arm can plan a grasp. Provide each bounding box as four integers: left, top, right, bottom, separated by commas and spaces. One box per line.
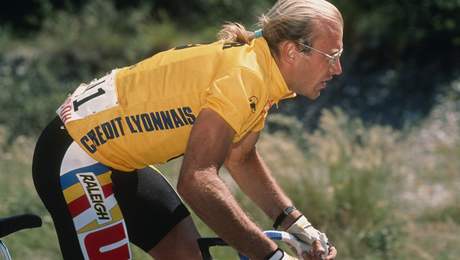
57, 38, 295, 171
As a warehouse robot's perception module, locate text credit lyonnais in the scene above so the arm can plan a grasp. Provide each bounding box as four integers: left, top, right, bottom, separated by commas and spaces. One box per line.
80, 106, 196, 153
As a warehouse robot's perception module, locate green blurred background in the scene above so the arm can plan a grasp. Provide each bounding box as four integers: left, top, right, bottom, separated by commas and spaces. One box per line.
1, 0, 459, 259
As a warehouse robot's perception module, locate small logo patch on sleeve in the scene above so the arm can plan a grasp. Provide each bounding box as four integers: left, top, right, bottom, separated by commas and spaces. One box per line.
249, 96, 258, 113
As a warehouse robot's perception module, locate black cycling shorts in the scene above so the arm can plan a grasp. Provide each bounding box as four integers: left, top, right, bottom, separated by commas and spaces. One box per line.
32, 117, 190, 259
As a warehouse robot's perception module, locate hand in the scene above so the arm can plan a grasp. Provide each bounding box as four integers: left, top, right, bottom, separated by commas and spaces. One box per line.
302, 241, 337, 260
286, 216, 330, 259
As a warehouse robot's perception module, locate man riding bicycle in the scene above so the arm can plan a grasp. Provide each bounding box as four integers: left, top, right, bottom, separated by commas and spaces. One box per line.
32, 0, 343, 259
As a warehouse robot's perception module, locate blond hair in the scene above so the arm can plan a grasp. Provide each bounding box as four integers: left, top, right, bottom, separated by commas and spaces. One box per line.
217, 0, 343, 55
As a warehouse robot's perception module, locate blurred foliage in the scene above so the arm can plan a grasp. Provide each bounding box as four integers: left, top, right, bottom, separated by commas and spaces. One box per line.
0, 0, 271, 33
264, 109, 406, 259
278, 0, 460, 128
258, 99, 460, 259
1, 0, 179, 141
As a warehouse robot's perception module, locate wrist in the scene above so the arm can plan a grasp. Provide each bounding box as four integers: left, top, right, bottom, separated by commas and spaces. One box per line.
273, 206, 295, 229
258, 237, 279, 260
280, 210, 302, 231
272, 206, 302, 230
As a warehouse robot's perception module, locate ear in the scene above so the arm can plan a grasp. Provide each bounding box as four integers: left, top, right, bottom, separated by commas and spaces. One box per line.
278, 40, 298, 65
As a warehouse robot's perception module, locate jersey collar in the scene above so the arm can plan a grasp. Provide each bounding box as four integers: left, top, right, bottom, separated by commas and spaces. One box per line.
254, 38, 296, 104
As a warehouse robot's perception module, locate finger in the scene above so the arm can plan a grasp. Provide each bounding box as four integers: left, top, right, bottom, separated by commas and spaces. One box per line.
302, 251, 312, 260
324, 246, 337, 260
305, 244, 324, 260
311, 240, 326, 256
312, 240, 325, 251
303, 251, 319, 260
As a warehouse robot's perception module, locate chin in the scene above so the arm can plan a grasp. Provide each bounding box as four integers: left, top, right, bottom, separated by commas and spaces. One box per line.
304, 92, 321, 100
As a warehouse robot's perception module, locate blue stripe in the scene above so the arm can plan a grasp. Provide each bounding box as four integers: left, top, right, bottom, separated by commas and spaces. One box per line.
239, 254, 249, 260
239, 231, 283, 259
264, 231, 283, 241
60, 163, 110, 190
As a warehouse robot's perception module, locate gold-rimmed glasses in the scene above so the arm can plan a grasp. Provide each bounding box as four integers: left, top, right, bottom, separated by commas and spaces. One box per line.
298, 42, 343, 66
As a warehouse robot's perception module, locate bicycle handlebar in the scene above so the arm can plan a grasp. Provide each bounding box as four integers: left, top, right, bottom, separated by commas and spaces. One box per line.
198, 230, 312, 260
197, 236, 228, 260
0, 214, 42, 239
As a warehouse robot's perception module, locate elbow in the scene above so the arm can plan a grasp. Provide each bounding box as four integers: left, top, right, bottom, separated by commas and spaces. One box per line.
225, 147, 257, 172
177, 170, 201, 203
178, 167, 220, 203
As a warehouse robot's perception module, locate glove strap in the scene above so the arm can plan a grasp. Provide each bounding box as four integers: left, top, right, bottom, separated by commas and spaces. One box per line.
265, 248, 284, 260
273, 206, 296, 229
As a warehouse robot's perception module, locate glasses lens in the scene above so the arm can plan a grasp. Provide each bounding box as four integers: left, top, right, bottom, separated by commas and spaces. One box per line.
329, 50, 342, 65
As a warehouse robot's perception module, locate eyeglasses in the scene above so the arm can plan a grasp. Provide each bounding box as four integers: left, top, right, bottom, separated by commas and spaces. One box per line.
298, 42, 343, 66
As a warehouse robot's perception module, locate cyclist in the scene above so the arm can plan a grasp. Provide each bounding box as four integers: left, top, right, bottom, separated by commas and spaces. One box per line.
32, 0, 343, 259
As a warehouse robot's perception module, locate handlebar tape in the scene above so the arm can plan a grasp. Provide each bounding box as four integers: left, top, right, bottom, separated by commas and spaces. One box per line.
0, 214, 42, 238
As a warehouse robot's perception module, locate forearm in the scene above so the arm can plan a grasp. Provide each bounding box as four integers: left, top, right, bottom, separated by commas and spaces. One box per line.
225, 149, 301, 230
178, 166, 277, 259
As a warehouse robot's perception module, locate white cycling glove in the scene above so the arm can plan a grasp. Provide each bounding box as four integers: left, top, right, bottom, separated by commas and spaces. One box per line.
267, 248, 297, 260
286, 215, 329, 257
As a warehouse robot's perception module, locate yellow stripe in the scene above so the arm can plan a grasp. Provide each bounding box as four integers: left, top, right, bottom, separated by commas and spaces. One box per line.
77, 204, 124, 233
62, 183, 85, 203
97, 172, 113, 186
63, 172, 113, 203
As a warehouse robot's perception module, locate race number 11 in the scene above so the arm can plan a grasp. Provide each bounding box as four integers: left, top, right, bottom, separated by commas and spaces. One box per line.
73, 83, 106, 112
57, 71, 119, 124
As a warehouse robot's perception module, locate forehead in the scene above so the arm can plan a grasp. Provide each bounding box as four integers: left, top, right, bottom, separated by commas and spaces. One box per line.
313, 20, 343, 51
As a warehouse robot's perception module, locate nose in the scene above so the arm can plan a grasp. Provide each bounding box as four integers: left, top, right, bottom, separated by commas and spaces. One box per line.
330, 59, 342, 76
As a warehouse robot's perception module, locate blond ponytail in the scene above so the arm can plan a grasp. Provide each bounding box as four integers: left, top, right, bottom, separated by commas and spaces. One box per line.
217, 0, 343, 56
217, 22, 258, 44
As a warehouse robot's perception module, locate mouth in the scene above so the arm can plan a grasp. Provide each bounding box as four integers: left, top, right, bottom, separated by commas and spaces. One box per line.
319, 78, 332, 89
319, 80, 328, 89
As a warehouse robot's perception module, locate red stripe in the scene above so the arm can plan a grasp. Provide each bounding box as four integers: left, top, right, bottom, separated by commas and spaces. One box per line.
59, 106, 71, 116
84, 222, 130, 259
68, 195, 90, 218
61, 115, 71, 124
60, 112, 71, 120
102, 183, 113, 198
67, 183, 113, 218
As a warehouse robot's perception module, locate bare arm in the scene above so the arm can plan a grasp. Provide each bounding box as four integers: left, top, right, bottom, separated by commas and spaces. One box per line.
224, 132, 302, 230
177, 109, 278, 259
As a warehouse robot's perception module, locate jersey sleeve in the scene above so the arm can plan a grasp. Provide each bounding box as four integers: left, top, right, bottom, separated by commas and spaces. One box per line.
203, 68, 263, 138
250, 115, 267, 133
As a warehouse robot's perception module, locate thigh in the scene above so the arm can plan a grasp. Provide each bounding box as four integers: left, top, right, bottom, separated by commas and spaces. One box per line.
149, 216, 202, 260
111, 166, 193, 252
33, 117, 200, 259
33, 117, 85, 259
33, 117, 132, 260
